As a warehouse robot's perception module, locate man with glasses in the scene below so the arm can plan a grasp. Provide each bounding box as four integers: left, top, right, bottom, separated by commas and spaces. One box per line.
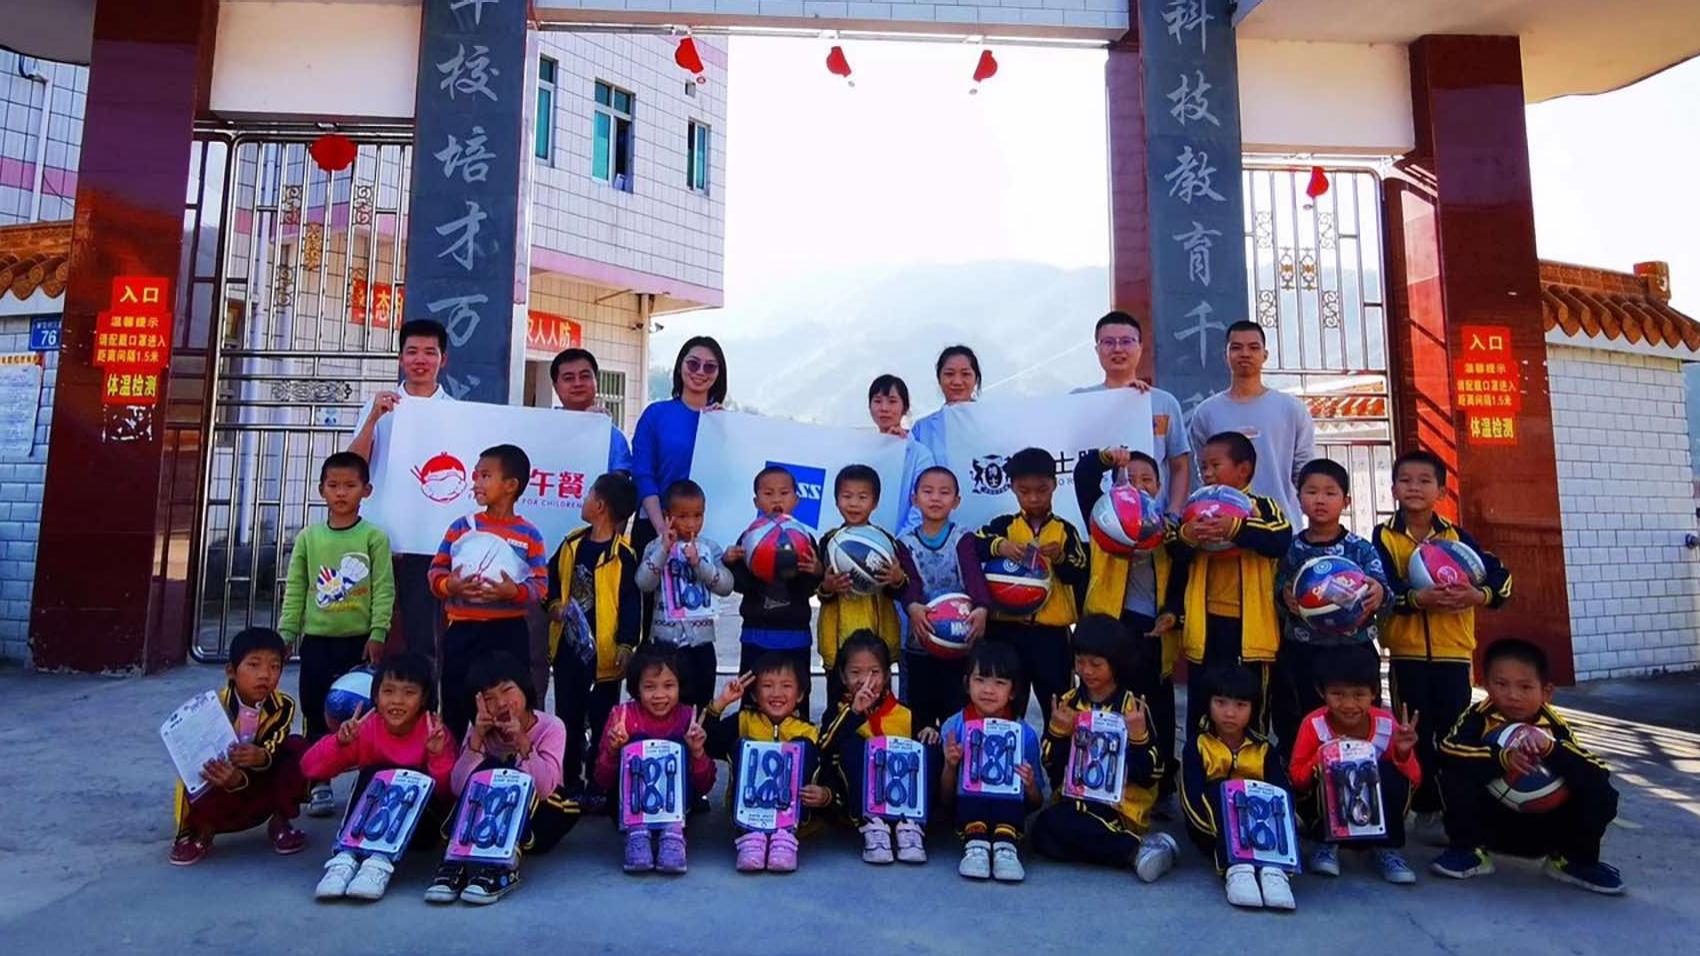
1072, 310, 1190, 515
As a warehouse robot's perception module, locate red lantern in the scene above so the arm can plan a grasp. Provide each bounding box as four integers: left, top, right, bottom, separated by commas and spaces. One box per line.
826, 45, 853, 80
1305, 165, 1329, 200
309, 133, 357, 173
674, 36, 705, 80
973, 49, 998, 84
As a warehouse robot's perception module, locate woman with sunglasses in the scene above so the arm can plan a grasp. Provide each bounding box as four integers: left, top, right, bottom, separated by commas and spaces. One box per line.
631, 337, 729, 581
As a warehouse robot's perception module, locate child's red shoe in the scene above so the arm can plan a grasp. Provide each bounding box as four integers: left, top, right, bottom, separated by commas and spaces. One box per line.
170, 831, 213, 866
268, 816, 307, 855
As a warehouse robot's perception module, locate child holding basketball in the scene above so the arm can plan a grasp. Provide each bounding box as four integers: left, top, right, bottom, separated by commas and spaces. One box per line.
635, 478, 734, 710
1273, 459, 1390, 759
973, 446, 1090, 724
1030, 615, 1177, 882
1173, 432, 1293, 740
820, 631, 928, 865
592, 645, 717, 874
1180, 665, 1296, 910
301, 651, 457, 902
1075, 446, 1185, 797
169, 627, 308, 866
898, 465, 992, 735
1432, 639, 1622, 894
1373, 450, 1511, 824
1287, 652, 1420, 884
724, 466, 824, 716
939, 641, 1044, 882
545, 471, 642, 802
818, 464, 908, 705
704, 654, 833, 873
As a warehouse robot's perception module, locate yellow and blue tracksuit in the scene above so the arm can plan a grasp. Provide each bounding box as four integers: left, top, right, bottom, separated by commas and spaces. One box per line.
1029, 686, 1162, 867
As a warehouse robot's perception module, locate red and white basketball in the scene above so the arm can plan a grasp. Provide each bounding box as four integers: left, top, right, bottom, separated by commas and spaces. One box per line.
1486, 722, 1570, 813
1181, 485, 1254, 553
921, 593, 976, 659
1289, 555, 1374, 636
1089, 485, 1166, 556
1408, 539, 1486, 591
739, 514, 816, 584
983, 556, 1052, 616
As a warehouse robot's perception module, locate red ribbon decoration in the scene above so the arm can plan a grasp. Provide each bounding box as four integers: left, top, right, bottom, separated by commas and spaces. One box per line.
309, 133, 357, 173
1305, 165, 1330, 200
973, 49, 999, 84
826, 45, 853, 79
675, 36, 705, 77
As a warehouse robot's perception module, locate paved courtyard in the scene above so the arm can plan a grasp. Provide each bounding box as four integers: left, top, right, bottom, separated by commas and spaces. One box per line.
2, 662, 1696, 955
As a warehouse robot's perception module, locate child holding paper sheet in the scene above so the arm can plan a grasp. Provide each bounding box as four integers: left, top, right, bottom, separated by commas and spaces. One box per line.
938, 641, 1043, 883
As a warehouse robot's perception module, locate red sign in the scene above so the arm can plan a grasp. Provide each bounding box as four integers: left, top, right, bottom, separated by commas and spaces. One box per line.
98, 277, 172, 407
1455, 325, 1519, 446
350, 277, 404, 329
527, 311, 582, 354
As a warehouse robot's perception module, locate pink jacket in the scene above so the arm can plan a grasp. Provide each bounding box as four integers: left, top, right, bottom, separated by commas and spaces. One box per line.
591, 701, 716, 796
301, 715, 458, 798
451, 710, 567, 797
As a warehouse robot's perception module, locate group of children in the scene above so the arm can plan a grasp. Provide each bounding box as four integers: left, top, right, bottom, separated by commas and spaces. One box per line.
168, 421, 1625, 909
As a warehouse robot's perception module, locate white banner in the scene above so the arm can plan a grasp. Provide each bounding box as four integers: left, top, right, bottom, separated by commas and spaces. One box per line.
941, 389, 1155, 533
369, 399, 613, 554
689, 410, 910, 547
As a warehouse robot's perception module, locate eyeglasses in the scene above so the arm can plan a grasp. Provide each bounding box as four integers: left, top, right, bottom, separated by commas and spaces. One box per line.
1097, 336, 1139, 350
683, 358, 720, 375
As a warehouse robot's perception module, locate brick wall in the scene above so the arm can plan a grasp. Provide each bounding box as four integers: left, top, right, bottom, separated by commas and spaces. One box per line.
0, 315, 55, 664
527, 274, 650, 430
1549, 343, 1700, 679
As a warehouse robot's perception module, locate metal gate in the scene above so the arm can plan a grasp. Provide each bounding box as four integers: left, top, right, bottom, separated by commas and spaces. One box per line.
189, 129, 415, 661
1242, 164, 1396, 532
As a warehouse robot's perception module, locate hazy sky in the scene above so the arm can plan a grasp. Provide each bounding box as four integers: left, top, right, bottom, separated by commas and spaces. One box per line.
667, 38, 1697, 346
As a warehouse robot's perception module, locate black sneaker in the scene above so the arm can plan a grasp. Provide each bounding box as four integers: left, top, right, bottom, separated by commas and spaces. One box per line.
423, 862, 468, 904
460, 866, 520, 905
1545, 856, 1625, 895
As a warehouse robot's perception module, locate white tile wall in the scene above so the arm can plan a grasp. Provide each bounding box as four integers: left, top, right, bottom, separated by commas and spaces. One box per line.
0, 316, 57, 664
1549, 343, 1700, 680
0, 51, 85, 225
528, 274, 650, 430
532, 33, 727, 296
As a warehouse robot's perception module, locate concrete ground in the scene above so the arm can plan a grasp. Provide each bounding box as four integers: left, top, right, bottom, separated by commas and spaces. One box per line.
2, 663, 1697, 956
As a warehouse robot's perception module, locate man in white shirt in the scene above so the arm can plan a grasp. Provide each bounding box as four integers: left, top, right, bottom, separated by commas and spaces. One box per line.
1071, 311, 1191, 515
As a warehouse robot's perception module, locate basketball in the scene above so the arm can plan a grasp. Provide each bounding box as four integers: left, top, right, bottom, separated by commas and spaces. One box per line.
739, 514, 817, 584
983, 556, 1052, 616
1485, 722, 1570, 813
1289, 555, 1374, 636
1408, 538, 1487, 591
1182, 485, 1254, 553
921, 593, 976, 659
324, 666, 375, 731
826, 525, 897, 595
1089, 485, 1166, 556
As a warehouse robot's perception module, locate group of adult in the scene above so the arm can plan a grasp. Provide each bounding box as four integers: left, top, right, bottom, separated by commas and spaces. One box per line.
346, 311, 1318, 667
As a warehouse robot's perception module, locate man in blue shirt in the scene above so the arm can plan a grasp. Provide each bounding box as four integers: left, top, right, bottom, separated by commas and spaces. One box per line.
550, 347, 633, 474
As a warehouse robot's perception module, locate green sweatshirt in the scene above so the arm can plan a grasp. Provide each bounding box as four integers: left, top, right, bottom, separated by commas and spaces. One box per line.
280, 518, 395, 643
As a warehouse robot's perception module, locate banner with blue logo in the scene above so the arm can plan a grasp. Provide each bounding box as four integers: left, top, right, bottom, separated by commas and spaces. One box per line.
688, 411, 910, 548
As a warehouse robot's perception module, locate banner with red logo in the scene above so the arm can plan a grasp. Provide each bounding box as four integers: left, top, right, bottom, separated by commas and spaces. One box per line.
367, 399, 613, 553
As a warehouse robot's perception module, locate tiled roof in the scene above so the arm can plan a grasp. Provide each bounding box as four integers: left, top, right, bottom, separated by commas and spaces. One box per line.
1540, 259, 1700, 353
0, 221, 71, 301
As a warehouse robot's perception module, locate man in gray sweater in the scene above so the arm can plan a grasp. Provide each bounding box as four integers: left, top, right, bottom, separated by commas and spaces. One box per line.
1186, 321, 1316, 525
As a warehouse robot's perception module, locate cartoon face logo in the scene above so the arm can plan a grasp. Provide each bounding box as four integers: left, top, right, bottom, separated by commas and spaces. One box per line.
412, 451, 467, 503
971, 455, 1008, 496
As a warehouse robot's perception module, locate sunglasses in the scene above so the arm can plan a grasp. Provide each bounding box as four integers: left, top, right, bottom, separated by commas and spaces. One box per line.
684, 358, 720, 375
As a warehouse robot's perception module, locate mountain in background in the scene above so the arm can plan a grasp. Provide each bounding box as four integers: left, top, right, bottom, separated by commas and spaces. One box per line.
650, 260, 1113, 426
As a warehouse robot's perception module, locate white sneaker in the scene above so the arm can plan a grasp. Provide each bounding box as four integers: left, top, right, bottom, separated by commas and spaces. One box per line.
894, 820, 928, 864
1224, 863, 1263, 908
859, 819, 895, 865
306, 784, 337, 818
991, 842, 1026, 882
958, 839, 992, 880
1134, 832, 1178, 883
1258, 866, 1295, 911
344, 854, 395, 901
314, 852, 358, 901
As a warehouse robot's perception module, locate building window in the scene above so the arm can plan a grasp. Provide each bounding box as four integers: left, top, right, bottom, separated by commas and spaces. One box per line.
535, 56, 557, 162
598, 369, 628, 429
592, 81, 635, 192
687, 121, 710, 194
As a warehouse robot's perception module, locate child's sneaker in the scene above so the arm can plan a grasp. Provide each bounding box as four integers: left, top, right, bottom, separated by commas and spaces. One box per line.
991, 842, 1026, 883
1544, 857, 1625, 896
1134, 832, 1178, 883
1224, 863, 1263, 908
1373, 848, 1417, 885
315, 852, 359, 900
1309, 843, 1341, 877
735, 831, 769, 873
306, 783, 337, 818
894, 820, 927, 864
860, 818, 895, 865
767, 828, 800, 873
1430, 846, 1495, 880
169, 830, 212, 867
1258, 867, 1295, 911
424, 863, 468, 903
623, 829, 655, 873
460, 865, 520, 904
267, 815, 307, 855
958, 839, 992, 880
345, 854, 394, 901
656, 823, 688, 874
